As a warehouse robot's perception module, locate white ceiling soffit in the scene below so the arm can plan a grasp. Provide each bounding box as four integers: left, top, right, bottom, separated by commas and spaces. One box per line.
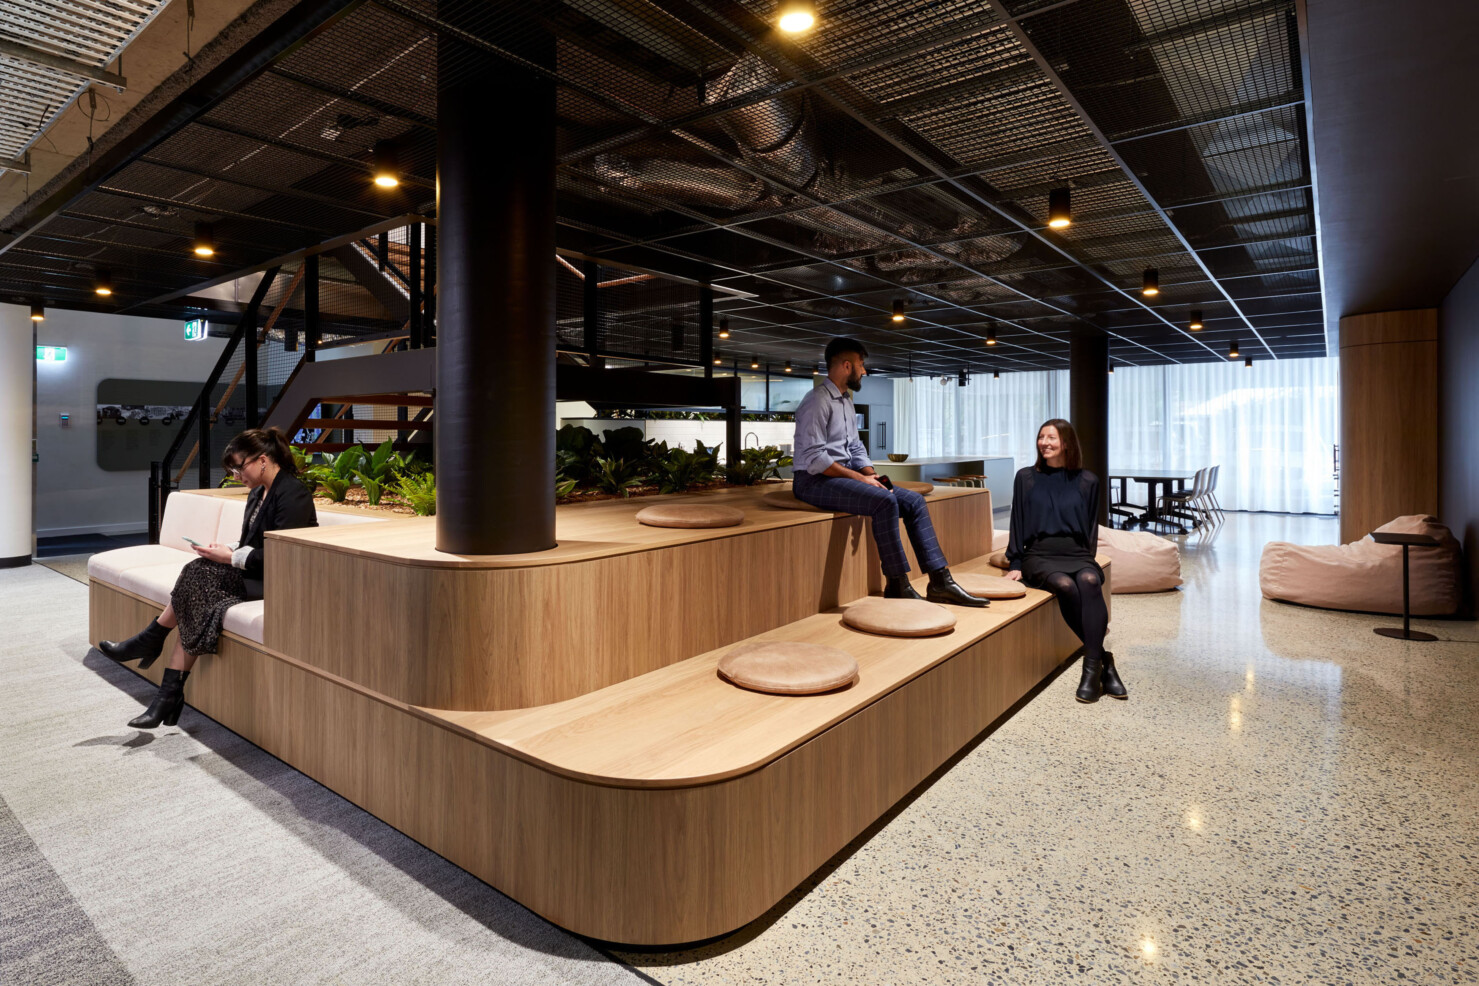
0, 0, 172, 171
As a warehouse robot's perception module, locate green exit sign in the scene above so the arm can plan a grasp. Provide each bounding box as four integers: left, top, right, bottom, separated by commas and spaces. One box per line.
35, 346, 66, 362
184, 318, 209, 341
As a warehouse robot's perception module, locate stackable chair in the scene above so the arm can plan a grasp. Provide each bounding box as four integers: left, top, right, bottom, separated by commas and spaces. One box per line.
1204, 465, 1226, 521
1158, 467, 1211, 532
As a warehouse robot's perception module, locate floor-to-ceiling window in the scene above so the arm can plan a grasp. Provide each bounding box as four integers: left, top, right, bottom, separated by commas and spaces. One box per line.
894, 356, 1339, 514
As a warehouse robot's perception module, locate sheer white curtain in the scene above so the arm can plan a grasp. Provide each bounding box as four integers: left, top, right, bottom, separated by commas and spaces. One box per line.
895, 357, 1339, 513
1109, 356, 1339, 514
893, 370, 1068, 470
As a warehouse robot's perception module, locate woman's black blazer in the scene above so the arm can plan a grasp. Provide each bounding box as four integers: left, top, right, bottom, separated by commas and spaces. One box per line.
237, 472, 317, 598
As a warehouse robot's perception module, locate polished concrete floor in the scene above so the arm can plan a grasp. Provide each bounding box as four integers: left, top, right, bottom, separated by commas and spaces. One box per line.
620, 512, 1479, 984
6, 512, 1476, 984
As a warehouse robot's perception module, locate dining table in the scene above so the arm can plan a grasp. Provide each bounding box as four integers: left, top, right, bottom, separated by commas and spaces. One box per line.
1107, 466, 1199, 534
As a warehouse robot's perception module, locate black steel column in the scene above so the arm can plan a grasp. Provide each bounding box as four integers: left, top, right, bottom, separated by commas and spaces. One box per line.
583, 259, 600, 367
244, 308, 259, 429
725, 405, 741, 468
408, 222, 423, 349
304, 253, 319, 363
1069, 327, 1110, 526
197, 395, 211, 489
699, 285, 713, 380
436, 14, 556, 554
423, 226, 436, 346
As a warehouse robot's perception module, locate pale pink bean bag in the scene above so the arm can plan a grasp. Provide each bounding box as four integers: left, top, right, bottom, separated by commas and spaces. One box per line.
989, 527, 1180, 594
1096, 525, 1183, 593
1259, 515, 1463, 616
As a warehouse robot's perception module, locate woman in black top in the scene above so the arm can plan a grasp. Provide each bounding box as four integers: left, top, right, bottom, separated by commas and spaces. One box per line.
101, 427, 317, 728
1004, 419, 1127, 703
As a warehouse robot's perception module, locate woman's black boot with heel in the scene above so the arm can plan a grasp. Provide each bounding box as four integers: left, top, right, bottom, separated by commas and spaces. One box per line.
128, 668, 190, 729
1100, 652, 1128, 699
1076, 654, 1104, 703
99, 619, 170, 669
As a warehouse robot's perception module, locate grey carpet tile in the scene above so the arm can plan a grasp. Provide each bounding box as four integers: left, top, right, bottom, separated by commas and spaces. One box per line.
0, 564, 654, 986
0, 792, 135, 986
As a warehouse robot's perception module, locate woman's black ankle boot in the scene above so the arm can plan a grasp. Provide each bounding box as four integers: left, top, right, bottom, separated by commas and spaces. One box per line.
100, 620, 170, 669
128, 668, 189, 729
1076, 654, 1104, 703
1100, 652, 1128, 699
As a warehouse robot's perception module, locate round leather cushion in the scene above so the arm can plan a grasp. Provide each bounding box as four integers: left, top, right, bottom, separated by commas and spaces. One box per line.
952, 572, 1027, 599
717, 641, 859, 695
763, 490, 829, 512
842, 598, 956, 637
635, 503, 745, 528
897, 480, 934, 495
988, 549, 1010, 569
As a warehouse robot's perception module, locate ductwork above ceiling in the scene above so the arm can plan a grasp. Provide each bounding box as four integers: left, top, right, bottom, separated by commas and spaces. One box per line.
0, 0, 172, 173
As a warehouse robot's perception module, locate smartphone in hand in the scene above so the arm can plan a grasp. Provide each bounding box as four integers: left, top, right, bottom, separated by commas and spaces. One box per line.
182, 536, 202, 547
876, 474, 895, 490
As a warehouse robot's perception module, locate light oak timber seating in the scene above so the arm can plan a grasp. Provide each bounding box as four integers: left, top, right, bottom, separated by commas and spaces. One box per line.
261, 484, 993, 711
89, 484, 1113, 945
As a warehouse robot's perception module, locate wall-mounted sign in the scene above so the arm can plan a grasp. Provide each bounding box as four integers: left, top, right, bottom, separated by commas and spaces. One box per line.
35, 346, 67, 362
184, 318, 209, 341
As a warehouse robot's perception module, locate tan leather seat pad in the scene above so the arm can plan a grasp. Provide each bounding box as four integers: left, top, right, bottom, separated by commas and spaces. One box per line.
841, 597, 956, 637
896, 480, 934, 495
717, 641, 860, 695
952, 573, 1027, 599
635, 504, 745, 528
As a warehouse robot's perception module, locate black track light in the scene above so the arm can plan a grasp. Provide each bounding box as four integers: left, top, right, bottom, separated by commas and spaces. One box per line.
1244, 357, 1253, 368
1229, 339, 1240, 359
783, 360, 793, 373
750, 355, 760, 369
713, 355, 722, 365
985, 326, 997, 346
192, 222, 216, 257
1141, 268, 1159, 297
958, 369, 968, 387
372, 141, 399, 188
1108, 364, 1115, 374
993, 370, 1000, 379
892, 299, 905, 323
718, 317, 730, 339
1048, 187, 1071, 229
1188, 309, 1204, 331
94, 269, 114, 297
30, 302, 44, 322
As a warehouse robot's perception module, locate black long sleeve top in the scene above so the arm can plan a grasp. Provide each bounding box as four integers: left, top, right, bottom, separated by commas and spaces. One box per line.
237, 473, 317, 598
1004, 465, 1101, 572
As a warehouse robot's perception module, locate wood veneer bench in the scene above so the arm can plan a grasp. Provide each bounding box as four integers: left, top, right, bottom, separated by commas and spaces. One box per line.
88, 485, 1115, 945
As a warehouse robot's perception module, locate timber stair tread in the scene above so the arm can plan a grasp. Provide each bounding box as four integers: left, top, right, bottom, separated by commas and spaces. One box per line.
421, 548, 1104, 789
302, 417, 432, 430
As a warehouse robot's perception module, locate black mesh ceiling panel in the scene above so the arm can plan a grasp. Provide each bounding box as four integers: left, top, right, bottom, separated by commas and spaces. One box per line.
0, 0, 1322, 373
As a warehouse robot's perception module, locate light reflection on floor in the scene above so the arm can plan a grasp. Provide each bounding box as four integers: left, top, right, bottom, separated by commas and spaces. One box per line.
621, 512, 1479, 986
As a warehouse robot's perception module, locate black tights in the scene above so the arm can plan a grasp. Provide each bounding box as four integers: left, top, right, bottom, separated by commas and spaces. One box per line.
1043, 569, 1108, 660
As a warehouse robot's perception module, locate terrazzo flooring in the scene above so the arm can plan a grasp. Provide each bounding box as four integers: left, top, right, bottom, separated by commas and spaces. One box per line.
617, 512, 1479, 985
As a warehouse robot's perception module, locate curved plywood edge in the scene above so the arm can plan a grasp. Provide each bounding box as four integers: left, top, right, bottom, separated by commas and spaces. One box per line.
416, 554, 1110, 789
264, 485, 986, 569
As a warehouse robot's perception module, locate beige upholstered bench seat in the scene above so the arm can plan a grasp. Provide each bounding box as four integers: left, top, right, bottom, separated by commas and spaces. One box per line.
88, 490, 389, 645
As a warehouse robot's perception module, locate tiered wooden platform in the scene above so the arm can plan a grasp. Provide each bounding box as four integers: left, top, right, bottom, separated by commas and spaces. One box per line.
89, 483, 1108, 944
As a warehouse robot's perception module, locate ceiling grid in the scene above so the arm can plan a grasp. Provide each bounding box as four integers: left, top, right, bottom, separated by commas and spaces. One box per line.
0, 0, 1324, 373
